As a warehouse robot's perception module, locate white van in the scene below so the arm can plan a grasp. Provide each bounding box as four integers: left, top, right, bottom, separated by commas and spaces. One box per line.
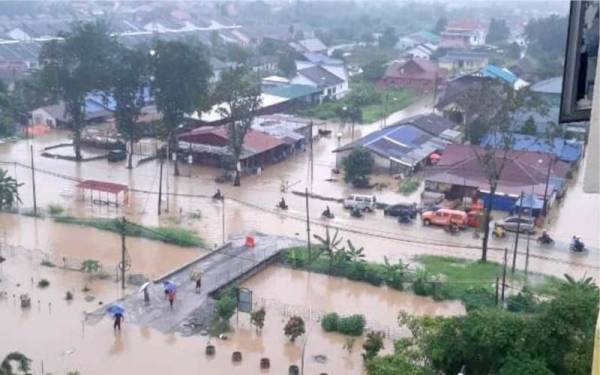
343, 194, 376, 211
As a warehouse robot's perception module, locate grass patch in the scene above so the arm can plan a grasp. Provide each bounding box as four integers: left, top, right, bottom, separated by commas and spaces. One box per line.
398, 177, 421, 195
47, 204, 64, 216
53, 216, 203, 248
297, 86, 421, 124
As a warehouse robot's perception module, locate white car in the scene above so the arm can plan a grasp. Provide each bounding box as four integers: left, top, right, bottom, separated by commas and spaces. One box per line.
343, 194, 376, 211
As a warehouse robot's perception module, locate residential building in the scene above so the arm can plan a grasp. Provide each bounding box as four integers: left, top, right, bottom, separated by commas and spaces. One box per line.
439, 19, 487, 49
395, 30, 441, 50
262, 84, 321, 106
424, 144, 569, 211
436, 75, 497, 122
248, 54, 278, 75
177, 126, 288, 171
291, 65, 348, 101
479, 64, 529, 90
290, 38, 328, 54
481, 133, 583, 164
438, 50, 489, 76
333, 123, 451, 175
405, 43, 437, 60
30, 95, 115, 128
379, 58, 447, 92
390, 113, 461, 142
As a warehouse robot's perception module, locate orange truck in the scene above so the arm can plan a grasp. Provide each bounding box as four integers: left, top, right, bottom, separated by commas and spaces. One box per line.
421, 208, 468, 228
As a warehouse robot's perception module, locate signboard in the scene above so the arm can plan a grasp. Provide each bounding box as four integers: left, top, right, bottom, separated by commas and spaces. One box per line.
237, 288, 252, 313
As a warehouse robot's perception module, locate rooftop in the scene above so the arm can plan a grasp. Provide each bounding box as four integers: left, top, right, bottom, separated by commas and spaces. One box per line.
297, 65, 344, 87
263, 84, 321, 100
529, 77, 562, 95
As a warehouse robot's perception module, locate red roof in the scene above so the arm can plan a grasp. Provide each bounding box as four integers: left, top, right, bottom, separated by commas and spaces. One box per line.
447, 19, 484, 31
427, 144, 568, 197
179, 126, 284, 155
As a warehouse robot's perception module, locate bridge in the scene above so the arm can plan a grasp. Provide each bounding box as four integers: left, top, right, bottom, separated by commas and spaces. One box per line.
92, 233, 304, 335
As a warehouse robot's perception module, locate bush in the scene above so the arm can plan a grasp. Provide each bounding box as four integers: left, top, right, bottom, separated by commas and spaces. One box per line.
337, 314, 366, 336
250, 307, 266, 331
461, 287, 497, 311
41, 260, 55, 268
215, 288, 237, 322
284, 316, 305, 342
506, 288, 538, 313
398, 178, 420, 195
47, 204, 64, 216
342, 148, 374, 186
321, 313, 339, 332
362, 331, 384, 360
65, 291, 74, 300
37, 279, 50, 288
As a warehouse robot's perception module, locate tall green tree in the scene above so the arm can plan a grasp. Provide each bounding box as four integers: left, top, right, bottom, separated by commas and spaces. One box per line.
0, 169, 22, 211
111, 46, 149, 169
150, 40, 212, 176
277, 52, 297, 78
342, 147, 374, 187
39, 20, 115, 160
0, 352, 31, 375
486, 18, 510, 44
378, 27, 398, 49
434, 16, 448, 34
214, 66, 262, 186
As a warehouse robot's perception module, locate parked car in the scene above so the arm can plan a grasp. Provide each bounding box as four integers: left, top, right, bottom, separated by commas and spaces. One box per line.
343, 194, 376, 211
384, 203, 418, 218
421, 208, 468, 227
107, 149, 126, 162
495, 216, 535, 234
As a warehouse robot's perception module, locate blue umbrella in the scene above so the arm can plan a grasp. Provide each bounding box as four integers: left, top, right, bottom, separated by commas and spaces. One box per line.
106, 304, 125, 316
162, 280, 177, 292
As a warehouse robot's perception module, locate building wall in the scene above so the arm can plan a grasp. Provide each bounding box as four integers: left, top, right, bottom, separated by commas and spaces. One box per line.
381, 77, 435, 91
30, 109, 56, 127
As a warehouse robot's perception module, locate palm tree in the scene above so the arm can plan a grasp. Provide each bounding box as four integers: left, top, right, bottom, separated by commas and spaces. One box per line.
313, 226, 343, 273
345, 240, 366, 264
0, 169, 22, 211
0, 352, 31, 375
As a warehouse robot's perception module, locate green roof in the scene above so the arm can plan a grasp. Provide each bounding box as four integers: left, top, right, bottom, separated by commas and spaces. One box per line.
264, 84, 321, 100
414, 30, 440, 44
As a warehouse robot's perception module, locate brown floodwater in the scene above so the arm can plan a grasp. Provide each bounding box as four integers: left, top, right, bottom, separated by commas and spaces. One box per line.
0, 248, 462, 375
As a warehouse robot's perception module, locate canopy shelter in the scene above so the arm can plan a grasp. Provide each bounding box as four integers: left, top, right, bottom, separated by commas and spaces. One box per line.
513, 192, 544, 217
77, 180, 129, 207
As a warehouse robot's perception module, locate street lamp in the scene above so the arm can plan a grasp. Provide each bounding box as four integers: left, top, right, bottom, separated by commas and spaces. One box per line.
539, 156, 554, 217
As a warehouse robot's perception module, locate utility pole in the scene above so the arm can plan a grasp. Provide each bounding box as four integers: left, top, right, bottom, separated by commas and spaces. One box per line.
541, 156, 553, 216
525, 187, 534, 279
30, 145, 37, 215
495, 277, 499, 306
120, 217, 126, 290
158, 157, 164, 215
222, 198, 226, 245
305, 188, 311, 263
308, 121, 314, 191
511, 191, 524, 274
501, 247, 508, 303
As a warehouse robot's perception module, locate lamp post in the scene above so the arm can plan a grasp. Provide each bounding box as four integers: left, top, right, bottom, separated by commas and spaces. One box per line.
539, 156, 554, 218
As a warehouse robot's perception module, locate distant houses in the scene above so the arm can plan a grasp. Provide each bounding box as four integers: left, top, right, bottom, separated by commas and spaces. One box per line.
438, 50, 489, 76
479, 64, 529, 90
395, 30, 441, 50
379, 58, 447, 92
439, 20, 487, 49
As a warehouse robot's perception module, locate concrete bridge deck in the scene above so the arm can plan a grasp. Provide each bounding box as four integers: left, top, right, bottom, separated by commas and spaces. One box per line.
94, 233, 304, 334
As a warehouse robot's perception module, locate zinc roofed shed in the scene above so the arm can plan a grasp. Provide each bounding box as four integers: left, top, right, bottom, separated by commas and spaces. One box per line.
77, 180, 129, 207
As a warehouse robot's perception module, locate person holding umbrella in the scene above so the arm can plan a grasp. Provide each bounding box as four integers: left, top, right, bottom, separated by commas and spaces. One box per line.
107, 304, 125, 331
162, 280, 177, 310
138, 282, 151, 306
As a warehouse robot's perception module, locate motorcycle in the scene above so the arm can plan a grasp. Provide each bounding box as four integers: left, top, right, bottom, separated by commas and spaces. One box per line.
277, 199, 288, 210
398, 213, 412, 224
444, 223, 460, 235
492, 225, 506, 239
212, 191, 224, 200
321, 209, 335, 219
536, 233, 554, 245
350, 207, 363, 218
570, 238, 586, 252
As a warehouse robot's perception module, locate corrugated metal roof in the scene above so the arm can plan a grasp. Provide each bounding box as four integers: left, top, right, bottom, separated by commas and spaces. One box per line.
480, 64, 518, 85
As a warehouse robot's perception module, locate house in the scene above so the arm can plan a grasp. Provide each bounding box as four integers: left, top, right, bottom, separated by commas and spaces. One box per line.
405, 43, 437, 60
177, 126, 288, 171
30, 95, 115, 128
291, 65, 348, 101
479, 64, 529, 90
529, 76, 562, 106
390, 113, 462, 142
424, 144, 569, 212
262, 84, 321, 106
248, 54, 278, 75
333, 123, 450, 175
480, 134, 583, 164
379, 58, 447, 92
262, 75, 290, 88
252, 114, 315, 151
435, 75, 498, 123
438, 51, 489, 76
290, 38, 328, 54
439, 19, 487, 48
395, 30, 441, 50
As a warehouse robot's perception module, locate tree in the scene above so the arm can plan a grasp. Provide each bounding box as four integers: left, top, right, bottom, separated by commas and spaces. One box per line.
0, 169, 22, 211
345, 240, 365, 264
0, 352, 31, 375
363, 331, 385, 360
499, 356, 553, 375
215, 290, 237, 322
150, 40, 212, 176
486, 18, 510, 44
277, 52, 297, 78
111, 46, 148, 169
250, 307, 266, 332
342, 148, 374, 187
331, 49, 344, 60
434, 16, 448, 34
521, 116, 537, 135
284, 315, 305, 342
379, 27, 398, 49
39, 20, 116, 160
313, 226, 344, 272
362, 59, 386, 82
361, 32, 375, 45
454, 82, 545, 261
214, 66, 262, 186
225, 43, 251, 64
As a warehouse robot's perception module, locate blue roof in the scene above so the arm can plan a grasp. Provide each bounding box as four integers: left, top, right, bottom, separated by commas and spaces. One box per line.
515, 193, 544, 209
263, 84, 321, 99
480, 64, 518, 85
481, 133, 582, 163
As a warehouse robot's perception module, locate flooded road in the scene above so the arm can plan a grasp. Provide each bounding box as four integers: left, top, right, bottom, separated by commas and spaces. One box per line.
0, 99, 598, 281
0, 250, 461, 374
